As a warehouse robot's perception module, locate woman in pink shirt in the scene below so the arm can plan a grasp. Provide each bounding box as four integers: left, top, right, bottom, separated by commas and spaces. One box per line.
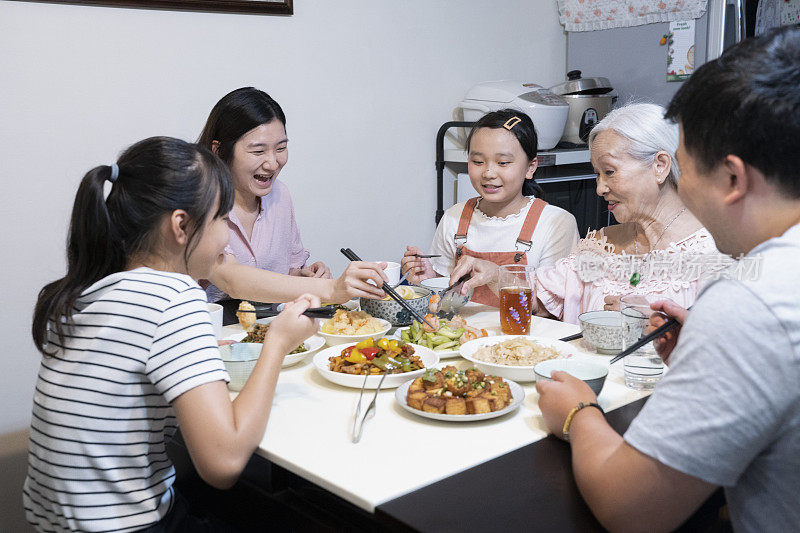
199, 88, 340, 302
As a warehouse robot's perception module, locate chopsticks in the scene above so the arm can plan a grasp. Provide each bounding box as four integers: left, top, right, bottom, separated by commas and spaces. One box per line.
559, 332, 583, 342
340, 248, 436, 330
412, 254, 441, 259
609, 317, 680, 365
237, 306, 338, 319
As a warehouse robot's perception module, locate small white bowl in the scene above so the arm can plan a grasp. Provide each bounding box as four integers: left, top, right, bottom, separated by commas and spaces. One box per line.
534, 358, 608, 395
459, 335, 578, 382
313, 343, 439, 389
419, 277, 450, 295
317, 318, 392, 346
220, 332, 326, 391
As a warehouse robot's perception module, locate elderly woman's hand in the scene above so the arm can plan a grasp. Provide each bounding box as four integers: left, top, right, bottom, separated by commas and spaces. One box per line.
603, 295, 621, 311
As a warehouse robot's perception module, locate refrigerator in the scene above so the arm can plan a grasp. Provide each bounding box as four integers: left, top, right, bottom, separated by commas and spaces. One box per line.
566, 0, 759, 107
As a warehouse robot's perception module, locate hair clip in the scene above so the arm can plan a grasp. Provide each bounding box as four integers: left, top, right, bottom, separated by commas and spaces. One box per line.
503, 116, 522, 130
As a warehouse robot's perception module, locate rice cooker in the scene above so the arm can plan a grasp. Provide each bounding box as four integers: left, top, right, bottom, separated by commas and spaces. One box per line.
549, 70, 616, 145
458, 80, 569, 150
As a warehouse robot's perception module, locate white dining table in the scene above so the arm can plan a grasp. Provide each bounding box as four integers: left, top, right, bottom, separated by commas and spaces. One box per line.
224, 303, 650, 513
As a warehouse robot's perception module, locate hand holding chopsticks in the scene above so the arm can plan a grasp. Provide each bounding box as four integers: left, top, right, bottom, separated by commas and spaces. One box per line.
609, 318, 680, 365
610, 302, 690, 365
237, 306, 339, 320
341, 248, 436, 331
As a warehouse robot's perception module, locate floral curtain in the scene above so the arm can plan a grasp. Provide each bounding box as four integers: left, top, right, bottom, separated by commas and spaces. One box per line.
557, 0, 708, 32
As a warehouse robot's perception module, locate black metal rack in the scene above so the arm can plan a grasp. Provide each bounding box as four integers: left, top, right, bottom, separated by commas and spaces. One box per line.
435, 121, 475, 224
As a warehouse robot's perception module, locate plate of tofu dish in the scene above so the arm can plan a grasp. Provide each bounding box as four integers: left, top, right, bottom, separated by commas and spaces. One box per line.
395, 365, 525, 422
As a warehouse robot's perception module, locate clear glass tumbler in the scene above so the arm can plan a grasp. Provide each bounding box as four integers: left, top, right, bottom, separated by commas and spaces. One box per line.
498, 265, 536, 335
620, 295, 664, 390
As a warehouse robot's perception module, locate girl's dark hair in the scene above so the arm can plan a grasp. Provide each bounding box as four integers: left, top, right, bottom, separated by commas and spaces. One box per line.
32, 136, 234, 356
465, 109, 544, 198
197, 87, 287, 164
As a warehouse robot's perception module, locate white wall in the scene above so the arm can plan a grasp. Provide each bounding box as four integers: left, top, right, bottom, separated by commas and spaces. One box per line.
0, 0, 566, 434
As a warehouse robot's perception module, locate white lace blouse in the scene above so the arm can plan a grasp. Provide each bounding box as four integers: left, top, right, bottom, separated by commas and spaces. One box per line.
536, 228, 734, 324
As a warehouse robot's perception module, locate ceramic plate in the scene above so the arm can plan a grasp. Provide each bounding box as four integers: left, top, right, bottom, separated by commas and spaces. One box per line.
317, 318, 392, 346
391, 327, 461, 359
392, 325, 502, 359
394, 376, 524, 422
222, 330, 325, 368
312, 343, 439, 389
459, 335, 584, 382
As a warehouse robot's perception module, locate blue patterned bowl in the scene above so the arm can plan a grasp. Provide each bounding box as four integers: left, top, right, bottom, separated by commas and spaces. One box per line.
359, 286, 433, 326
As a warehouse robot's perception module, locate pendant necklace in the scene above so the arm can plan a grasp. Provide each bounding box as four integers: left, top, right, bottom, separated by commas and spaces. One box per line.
630, 207, 686, 287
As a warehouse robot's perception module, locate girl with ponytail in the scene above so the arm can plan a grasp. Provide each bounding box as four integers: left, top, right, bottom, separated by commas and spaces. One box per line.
26, 137, 317, 532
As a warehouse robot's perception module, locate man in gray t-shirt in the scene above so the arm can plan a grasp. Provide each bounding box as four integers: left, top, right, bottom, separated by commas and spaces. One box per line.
537, 26, 800, 533
625, 225, 800, 531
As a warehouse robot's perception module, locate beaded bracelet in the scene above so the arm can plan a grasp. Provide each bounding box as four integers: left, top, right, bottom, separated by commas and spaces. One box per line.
562, 402, 604, 442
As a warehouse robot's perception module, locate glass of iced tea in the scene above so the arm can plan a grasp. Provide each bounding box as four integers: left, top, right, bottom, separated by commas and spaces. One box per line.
498, 264, 536, 335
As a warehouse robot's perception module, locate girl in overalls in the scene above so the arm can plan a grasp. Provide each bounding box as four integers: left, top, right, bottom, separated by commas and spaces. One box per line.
402, 109, 579, 306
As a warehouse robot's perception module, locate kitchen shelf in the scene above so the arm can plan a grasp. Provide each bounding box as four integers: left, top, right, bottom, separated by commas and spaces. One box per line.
443, 147, 590, 167
436, 120, 599, 225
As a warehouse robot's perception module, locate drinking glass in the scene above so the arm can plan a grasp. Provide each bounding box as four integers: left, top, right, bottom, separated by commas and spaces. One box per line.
620, 295, 664, 390
498, 265, 536, 335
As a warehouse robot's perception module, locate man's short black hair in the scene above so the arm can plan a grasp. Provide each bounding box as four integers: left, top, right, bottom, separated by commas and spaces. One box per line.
666, 25, 800, 197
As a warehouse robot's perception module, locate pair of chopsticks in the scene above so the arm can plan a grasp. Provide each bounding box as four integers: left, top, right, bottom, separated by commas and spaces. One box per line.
352, 371, 387, 443
412, 254, 441, 259
609, 317, 680, 365
340, 248, 436, 330
238, 306, 338, 319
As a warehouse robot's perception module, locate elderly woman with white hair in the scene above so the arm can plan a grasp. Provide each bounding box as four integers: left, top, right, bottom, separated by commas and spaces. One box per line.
452, 103, 730, 323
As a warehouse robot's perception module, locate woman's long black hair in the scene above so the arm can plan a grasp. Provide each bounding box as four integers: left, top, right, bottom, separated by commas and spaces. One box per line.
31, 136, 234, 355
465, 108, 545, 198
197, 87, 286, 163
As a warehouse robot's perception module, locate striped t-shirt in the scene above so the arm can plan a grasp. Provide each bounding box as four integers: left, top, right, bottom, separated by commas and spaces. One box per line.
23, 268, 229, 532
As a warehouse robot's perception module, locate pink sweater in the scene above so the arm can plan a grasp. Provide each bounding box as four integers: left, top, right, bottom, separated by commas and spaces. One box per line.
536, 228, 732, 324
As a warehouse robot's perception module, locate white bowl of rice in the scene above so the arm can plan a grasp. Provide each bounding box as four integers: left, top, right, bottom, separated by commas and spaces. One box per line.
318, 309, 391, 346
459, 335, 574, 382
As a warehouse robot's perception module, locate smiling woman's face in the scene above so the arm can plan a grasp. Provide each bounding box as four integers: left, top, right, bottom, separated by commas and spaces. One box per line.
228, 119, 288, 199
591, 130, 660, 224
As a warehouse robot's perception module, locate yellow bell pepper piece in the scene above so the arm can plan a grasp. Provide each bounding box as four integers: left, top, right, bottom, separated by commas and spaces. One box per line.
355, 337, 375, 350
345, 348, 366, 364
387, 339, 399, 350
377, 338, 390, 350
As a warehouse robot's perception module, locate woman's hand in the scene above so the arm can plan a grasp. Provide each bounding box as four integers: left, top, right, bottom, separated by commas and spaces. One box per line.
330, 261, 387, 302
450, 256, 500, 295
603, 295, 620, 311
401, 246, 436, 285
299, 261, 331, 279
264, 294, 319, 357
536, 371, 598, 440
648, 299, 688, 365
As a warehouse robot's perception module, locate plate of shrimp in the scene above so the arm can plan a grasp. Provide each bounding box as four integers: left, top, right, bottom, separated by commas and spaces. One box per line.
393, 314, 494, 359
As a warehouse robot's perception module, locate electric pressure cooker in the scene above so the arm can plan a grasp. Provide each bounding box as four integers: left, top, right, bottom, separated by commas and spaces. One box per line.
550, 70, 616, 145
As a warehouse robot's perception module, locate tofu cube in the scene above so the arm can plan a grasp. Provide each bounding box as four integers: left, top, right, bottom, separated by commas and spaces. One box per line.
466, 397, 491, 414
444, 397, 467, 415
406, 391, 428, 410
422, 397, 446, 414
408, 377, 424, 393
423, 373, 446, 391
